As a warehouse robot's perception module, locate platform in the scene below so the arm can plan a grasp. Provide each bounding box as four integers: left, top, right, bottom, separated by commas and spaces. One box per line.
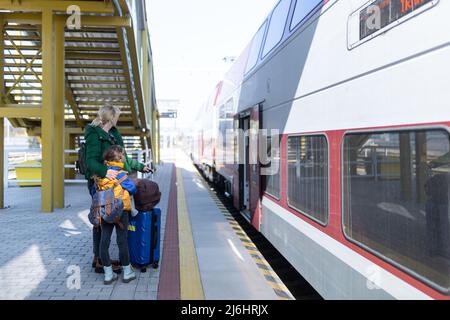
0, 150, 292, 300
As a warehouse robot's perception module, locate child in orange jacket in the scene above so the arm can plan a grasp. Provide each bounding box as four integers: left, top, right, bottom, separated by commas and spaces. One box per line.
95, 146, 137, 211
94, 145, 137, 285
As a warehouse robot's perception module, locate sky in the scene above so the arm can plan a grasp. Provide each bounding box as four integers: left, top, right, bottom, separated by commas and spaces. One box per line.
146, 0, 279, 128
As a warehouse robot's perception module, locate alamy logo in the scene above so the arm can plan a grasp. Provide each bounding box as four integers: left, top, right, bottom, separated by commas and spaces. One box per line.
66, 5, 81, 30
215, 129, 280, 176
366, 5, 381, 31
366, 265, 382, 290
66, 265, 81, 290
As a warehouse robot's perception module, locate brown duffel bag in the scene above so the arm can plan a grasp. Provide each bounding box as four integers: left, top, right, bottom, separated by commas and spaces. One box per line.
134, 179, 161, 212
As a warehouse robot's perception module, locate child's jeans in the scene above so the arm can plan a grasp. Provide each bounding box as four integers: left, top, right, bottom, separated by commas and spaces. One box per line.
99, 212, 130, 267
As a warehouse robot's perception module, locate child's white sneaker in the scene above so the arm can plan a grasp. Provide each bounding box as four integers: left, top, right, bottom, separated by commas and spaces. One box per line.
122, 264, 136, 283
103, 266, 118, 285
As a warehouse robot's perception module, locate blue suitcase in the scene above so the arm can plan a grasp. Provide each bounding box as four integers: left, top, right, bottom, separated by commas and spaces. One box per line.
128, 208, 161, 270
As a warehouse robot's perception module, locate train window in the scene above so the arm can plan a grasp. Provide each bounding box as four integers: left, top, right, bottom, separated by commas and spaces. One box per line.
287, 135, 328, 225
262, 0, 291, 58
244, 21, 267, 75
343, 129, 450, 292
219, 99, 234, 165
263, 135, 281, 199
290, 0, 323, 31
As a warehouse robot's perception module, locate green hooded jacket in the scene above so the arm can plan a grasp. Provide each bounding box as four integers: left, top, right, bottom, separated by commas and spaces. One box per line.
84, 124, 144, 181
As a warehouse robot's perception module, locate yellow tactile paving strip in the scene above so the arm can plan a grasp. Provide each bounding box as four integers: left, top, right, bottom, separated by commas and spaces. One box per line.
177, 167, 205, 300
222, 211, 294, 300
197, 171, 295, 300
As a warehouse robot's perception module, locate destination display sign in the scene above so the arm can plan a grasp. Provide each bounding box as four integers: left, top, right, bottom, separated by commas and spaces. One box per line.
359, 0, 435, 40
160, 111, 177, 119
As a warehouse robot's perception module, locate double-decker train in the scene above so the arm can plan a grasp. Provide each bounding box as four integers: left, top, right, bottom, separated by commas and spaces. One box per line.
190, 0, 450, 299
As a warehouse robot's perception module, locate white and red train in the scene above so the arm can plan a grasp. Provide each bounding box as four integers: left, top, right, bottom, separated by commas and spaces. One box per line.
190, 0, 450, 299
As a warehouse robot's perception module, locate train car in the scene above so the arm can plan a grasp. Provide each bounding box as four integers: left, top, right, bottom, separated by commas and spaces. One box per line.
192, 0, 450, 299
191, 86, 221, 180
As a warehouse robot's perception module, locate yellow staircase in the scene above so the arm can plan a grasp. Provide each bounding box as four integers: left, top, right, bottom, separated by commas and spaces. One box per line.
0, 0, 160, 211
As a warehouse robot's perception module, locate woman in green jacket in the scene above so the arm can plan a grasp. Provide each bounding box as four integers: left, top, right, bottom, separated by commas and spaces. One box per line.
84, 105, 151, 282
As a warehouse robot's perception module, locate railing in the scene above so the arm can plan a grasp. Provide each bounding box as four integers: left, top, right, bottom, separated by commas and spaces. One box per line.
4, 148, 152, 188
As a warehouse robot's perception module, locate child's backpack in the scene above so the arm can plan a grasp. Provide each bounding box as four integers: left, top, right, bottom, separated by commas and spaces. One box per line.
88, 175, 128, 228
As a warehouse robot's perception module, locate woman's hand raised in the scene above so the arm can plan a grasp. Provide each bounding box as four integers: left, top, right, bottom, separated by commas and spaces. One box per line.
142, 165, 153, 174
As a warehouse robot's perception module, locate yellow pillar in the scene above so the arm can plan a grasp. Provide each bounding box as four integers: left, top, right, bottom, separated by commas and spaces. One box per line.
41, 9, 55, 213
0, 15, 5, 209
157, 111, 160, 164
53, 16, 65, 208
141, 30, 151, 156
0, 118, 3, 209
142, 30, 149, 124
152, 108, 158, 165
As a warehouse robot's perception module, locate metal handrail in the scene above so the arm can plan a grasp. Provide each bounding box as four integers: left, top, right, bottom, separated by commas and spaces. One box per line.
4, 148, 150, 187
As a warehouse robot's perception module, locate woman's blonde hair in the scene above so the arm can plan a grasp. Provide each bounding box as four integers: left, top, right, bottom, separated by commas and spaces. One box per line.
91, 106, 121, 127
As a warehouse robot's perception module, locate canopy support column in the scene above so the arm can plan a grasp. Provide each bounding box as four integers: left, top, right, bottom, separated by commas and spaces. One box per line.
41, 9, 55, 212
54, 16, 65, 208
0, 15, 4, 209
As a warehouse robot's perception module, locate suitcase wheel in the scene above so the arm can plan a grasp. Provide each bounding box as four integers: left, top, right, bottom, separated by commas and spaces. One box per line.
152, 262, 159, 269
140, 267, 147, 273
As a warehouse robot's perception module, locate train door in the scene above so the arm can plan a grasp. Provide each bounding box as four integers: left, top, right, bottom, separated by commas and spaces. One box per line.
242, 116, 250, 217
233, 116, 240, 210
232, 104, 262, 229
248, 104, 261, 230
